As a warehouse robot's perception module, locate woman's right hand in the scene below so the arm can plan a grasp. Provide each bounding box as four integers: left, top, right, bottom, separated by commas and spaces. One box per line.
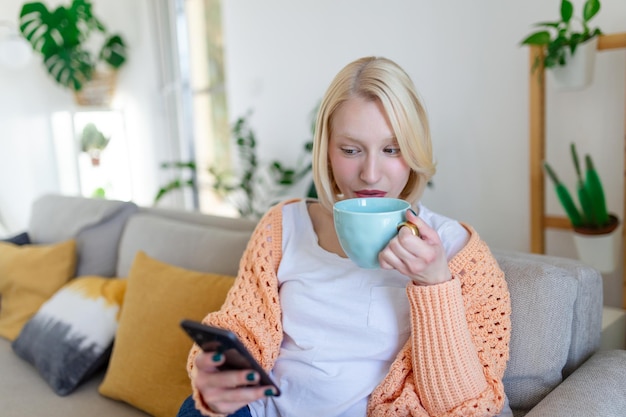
192, 351, 275, 414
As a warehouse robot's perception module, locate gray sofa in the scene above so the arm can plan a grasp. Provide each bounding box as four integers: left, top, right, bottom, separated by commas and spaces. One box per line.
0, 194, 625, 417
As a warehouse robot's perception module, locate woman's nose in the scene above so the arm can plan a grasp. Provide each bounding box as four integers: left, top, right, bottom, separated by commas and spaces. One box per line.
360, 154, 381, 184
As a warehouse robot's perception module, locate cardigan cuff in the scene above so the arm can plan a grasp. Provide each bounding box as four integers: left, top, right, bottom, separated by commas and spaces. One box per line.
407, 277, 488, 413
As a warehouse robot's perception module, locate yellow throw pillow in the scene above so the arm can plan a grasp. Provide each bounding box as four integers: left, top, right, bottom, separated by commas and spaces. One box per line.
99, 251, 235, 417
0, 240, 76, 340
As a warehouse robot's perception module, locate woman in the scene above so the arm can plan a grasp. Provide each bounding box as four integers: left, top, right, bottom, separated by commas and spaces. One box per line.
178, 56, 512, 417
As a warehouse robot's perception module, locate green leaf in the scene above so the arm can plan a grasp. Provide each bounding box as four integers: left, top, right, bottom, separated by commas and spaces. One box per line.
577, 181, 594, 225
560, 0, 574, 23
570, 33, 583, 46
100, 35, 127, 68
532, 21, 561, 29
584, 154, 610, 226
556, 184, 584, 227
20, 4, 70, 56
544, 161, 583, 227
520, 31, 551, 45
570, 143, 583, 182
45, 48, 93, 90
583, 0, 601, 22
543, 161, 561, 185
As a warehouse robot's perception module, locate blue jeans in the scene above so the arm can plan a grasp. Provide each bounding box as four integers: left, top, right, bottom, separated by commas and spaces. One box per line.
177, 395, 252, 417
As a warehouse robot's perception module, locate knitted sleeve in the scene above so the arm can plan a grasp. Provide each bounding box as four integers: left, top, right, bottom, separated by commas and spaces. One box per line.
368, 225, 511, 417
186, 203, 287, 417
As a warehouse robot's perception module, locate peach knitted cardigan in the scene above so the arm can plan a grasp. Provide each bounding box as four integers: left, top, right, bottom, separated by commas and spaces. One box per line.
187, 200, 511, 417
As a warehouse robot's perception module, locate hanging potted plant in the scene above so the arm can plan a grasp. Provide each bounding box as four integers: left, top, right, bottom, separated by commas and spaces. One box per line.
544, 143, 620, 272
18, 0, 128, 106
520, 0, 602, 90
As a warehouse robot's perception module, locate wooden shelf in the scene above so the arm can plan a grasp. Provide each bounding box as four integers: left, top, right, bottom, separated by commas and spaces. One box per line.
528, 32, 626, 308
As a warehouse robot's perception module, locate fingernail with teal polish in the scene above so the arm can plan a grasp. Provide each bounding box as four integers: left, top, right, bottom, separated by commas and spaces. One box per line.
410, 208, 417, 217
212, 352, 222, 362
264, 389, 275, 396
246, 372, 256, 382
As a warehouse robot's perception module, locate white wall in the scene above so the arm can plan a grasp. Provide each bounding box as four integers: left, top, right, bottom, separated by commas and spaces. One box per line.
221, 0, 626, 306
1, 0, 625, 304
0, 0, 170, 232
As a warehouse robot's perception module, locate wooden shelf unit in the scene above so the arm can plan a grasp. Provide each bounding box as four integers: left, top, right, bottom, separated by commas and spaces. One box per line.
528, 32, 626, 308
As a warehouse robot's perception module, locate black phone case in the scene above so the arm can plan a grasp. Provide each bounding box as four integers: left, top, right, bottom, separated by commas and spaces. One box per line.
180, 319, 280, 396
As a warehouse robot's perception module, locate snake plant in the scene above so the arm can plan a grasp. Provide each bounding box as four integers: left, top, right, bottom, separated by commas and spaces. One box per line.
544, 143, 613, 229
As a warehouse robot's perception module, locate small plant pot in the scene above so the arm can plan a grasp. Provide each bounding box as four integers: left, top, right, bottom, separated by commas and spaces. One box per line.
551, 37, 598, 91
572, 214, 621, 273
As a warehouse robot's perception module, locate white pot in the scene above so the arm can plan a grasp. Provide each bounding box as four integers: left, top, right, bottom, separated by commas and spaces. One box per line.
573, 217, 621, 274
550, 37, 598, 91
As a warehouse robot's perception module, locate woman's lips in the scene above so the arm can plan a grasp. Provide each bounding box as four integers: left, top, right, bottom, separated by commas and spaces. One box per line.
355, 191, 386, 198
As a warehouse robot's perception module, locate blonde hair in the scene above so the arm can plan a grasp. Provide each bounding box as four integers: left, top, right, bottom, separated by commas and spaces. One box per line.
312, 56, 436, 212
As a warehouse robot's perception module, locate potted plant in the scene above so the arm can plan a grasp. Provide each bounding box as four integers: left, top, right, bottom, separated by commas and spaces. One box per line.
208, 111, 314, 219
18, 0, 127, 105
154, 107, 318, 217
544, 143, 620, 272
520, 0, 602, 90
80, 122, 110, 166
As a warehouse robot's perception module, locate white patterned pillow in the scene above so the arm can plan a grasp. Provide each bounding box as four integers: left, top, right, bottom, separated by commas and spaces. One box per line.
12, 276, 126, 396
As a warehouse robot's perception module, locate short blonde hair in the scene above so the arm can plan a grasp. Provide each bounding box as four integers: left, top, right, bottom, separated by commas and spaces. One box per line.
312, 56, 436, 212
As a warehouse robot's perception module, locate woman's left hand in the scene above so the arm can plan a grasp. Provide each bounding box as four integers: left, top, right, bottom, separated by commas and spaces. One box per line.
378, 209, 452, 286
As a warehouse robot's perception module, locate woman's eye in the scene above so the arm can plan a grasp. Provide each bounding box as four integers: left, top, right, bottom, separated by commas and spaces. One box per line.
341, 147, 359, 155
384, 147, 401, 155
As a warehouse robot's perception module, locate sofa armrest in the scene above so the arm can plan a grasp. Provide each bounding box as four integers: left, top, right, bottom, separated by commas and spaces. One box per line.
524, 350, 626, 417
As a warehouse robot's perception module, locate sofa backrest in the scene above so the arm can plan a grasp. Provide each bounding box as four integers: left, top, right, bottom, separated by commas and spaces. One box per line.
115, 206, 257, 278
494, 250, 602, 413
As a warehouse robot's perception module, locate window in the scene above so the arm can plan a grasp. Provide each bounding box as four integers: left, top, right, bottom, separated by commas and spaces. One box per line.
152, 0, 234, 215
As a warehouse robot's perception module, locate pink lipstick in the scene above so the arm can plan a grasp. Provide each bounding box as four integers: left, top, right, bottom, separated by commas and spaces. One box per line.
355, 190, 386, 198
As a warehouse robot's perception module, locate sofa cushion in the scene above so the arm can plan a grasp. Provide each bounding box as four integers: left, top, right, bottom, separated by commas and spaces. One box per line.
0, 338, 149, 417
0, 240, 76, 340
99, 251, 235, 417
496, 253, 578, 411
28, 194, 138, 277
524, 349, 626, 417
12, 276, 126, 396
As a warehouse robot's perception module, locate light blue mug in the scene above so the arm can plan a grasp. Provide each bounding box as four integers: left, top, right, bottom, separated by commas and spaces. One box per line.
333, 197, 411, 269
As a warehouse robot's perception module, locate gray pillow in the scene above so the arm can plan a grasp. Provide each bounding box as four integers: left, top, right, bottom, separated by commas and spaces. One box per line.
28, 194, 138, 277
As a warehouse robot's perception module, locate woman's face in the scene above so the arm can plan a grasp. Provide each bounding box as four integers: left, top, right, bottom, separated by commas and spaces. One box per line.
328, 96, 410, 200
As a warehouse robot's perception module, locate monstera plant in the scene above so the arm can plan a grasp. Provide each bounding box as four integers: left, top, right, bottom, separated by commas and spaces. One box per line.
18, 0, 127, 91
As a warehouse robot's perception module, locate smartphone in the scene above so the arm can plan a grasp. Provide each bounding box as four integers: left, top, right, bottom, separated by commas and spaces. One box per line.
180, 319, 280, 396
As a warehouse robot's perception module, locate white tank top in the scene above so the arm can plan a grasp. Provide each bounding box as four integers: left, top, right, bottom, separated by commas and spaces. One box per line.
249, 200, 468, 417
